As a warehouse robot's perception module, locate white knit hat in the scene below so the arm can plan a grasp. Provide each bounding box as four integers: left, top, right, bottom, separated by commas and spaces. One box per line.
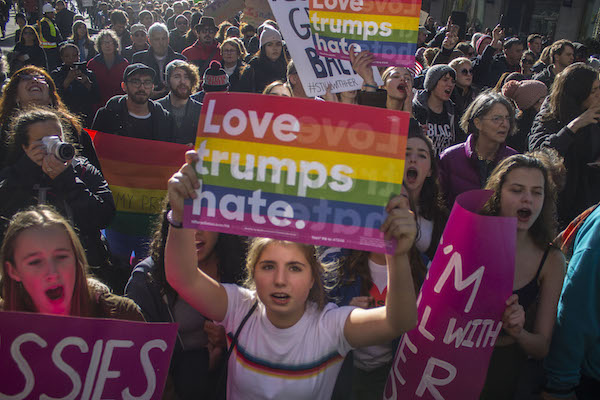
260, 25, 282, 48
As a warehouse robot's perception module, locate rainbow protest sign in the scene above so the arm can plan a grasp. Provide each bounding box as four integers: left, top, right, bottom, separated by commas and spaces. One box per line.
183, 92, 409, 253
89, 130, 188, 236
308, 0, 421, 67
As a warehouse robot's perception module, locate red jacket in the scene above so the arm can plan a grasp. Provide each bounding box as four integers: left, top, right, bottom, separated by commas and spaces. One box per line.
182, 40, 222, 75
87, 53, 129, 111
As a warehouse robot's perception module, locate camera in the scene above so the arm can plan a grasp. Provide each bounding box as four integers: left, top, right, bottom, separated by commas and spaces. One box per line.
41, 136, 75, 162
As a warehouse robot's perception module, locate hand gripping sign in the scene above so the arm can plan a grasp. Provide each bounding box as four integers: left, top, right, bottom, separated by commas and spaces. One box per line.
384, 190, 516, 399
0, 312, 177, 400
183, 92, 409, 253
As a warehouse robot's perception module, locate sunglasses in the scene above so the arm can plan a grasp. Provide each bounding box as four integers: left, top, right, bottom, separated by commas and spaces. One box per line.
460, 68, 474, 75
20, 74, 47, 83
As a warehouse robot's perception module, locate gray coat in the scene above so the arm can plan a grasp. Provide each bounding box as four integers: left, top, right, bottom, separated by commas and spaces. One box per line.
157, 93, 203, 145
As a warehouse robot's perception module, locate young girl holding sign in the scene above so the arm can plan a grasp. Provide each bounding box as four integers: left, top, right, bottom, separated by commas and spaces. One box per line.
479, 152, 566, 399
0, 205, 142, 321
165, 150, 419, 399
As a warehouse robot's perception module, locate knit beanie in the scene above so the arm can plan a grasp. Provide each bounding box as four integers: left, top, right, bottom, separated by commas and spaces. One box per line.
424, 65, 456, 92
471, 32, 483, 50
260, 25, 282, 48
502, 79, 548, 110
202, 60, 229, 92
476, 35, 492, 55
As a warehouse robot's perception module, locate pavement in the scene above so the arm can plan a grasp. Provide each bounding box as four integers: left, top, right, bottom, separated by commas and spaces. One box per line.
0, 7, 93, 56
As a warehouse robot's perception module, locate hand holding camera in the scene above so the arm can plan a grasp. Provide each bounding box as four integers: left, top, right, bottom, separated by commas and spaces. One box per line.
24, 136, 74, 179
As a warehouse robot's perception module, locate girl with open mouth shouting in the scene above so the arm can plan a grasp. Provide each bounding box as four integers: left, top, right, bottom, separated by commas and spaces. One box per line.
478, 152, 566, 399
165, 150, 419, 399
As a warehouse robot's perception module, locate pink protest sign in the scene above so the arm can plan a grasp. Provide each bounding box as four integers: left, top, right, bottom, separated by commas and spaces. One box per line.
384, 190, 516, 399
0, 311, 177, 399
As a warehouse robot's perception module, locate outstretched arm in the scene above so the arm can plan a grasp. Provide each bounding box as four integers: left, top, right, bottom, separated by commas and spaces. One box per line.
343, 195, 418, 348
164, 150, 228, 322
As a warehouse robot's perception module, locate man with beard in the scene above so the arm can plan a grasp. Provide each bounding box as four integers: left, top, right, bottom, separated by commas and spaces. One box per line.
182, 16, 222, 76
92, 63, 175, 142
158, 60, 202, 146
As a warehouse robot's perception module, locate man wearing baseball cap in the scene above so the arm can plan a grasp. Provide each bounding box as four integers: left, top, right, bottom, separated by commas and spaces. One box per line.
122, 24, 150, 62
92, 63, 175, 142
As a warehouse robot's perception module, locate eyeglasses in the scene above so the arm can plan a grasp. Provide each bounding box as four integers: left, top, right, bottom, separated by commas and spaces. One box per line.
20, 74, 47, 83
133, 32, 147, 37
460, 68, 474, 75
482, 115, 511, 124
197, 28, 214, 34
127, 79, 154, 88
222, 49, 238, 54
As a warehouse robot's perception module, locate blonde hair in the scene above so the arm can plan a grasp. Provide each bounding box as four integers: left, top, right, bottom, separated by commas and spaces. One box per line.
0, 206, 92, 315
243, 238, 332, 309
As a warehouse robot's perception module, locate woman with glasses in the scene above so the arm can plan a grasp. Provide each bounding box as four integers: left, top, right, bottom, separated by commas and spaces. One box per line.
69, 20, 97, 63
87, 29, 130, 111
439, 90, 518, 208
220, 38, 247, 92
0, 66, 101, 172
449, 57, 480, 122
520, 50, 536, 78
9, 25, 47, 75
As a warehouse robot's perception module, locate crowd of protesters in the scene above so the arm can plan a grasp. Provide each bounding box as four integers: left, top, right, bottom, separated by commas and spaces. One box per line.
0, 1, 599, 400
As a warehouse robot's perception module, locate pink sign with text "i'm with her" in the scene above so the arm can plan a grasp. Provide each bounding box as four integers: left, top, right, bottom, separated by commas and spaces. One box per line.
0, 311, 177, 400
384, 190, 516, 399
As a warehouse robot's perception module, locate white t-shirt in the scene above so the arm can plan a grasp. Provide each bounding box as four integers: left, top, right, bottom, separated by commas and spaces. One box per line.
220, 284, 354, 400
416, 215, 434, 255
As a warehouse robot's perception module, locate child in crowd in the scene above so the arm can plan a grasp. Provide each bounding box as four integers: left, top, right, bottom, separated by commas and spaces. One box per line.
163, 150, 419, 399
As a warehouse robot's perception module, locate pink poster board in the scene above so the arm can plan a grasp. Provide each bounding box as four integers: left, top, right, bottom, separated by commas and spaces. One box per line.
0, 311, 177, 399
384, 190, 516, 399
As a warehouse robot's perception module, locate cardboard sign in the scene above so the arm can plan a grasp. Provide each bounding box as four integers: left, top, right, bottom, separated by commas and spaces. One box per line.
241, 0, 275, 27
89, 130, 188, 237
183, 92, 409, 253
268, 0, 382, 97
0, 311, 177, 400
309, 0, 421, 67
203, 0, 245, 24
384, 190, 516, 399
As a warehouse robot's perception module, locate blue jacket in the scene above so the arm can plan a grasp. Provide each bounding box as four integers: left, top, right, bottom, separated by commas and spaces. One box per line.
544, 205, 600, 396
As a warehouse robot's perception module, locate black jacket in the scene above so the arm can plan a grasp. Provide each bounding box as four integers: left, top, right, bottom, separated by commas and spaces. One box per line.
473, 45, 520, 89
157, 93, 202, 145
51, 64, 101, 127
237, 54, 287, 94
132, 47, 186, 92
529, 105, 600, 227
0, 155, 115, 268
92, 95, 175, 142
533, 65, 556, 90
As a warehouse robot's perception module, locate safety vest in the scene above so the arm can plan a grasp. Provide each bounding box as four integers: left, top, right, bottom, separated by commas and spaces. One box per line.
38, 17, 57, 49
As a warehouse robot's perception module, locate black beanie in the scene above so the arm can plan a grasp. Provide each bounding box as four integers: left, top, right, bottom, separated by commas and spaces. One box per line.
202, 61, 229, 92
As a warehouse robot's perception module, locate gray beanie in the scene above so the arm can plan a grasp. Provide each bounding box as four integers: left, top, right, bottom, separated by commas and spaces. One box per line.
424, 65, 456, 92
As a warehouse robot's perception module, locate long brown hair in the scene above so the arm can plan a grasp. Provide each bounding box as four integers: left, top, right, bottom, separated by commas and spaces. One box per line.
481, 153, 559, 250
0, 206, 93, 316
0, 66, 81, 135
540, 62, 599, 123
